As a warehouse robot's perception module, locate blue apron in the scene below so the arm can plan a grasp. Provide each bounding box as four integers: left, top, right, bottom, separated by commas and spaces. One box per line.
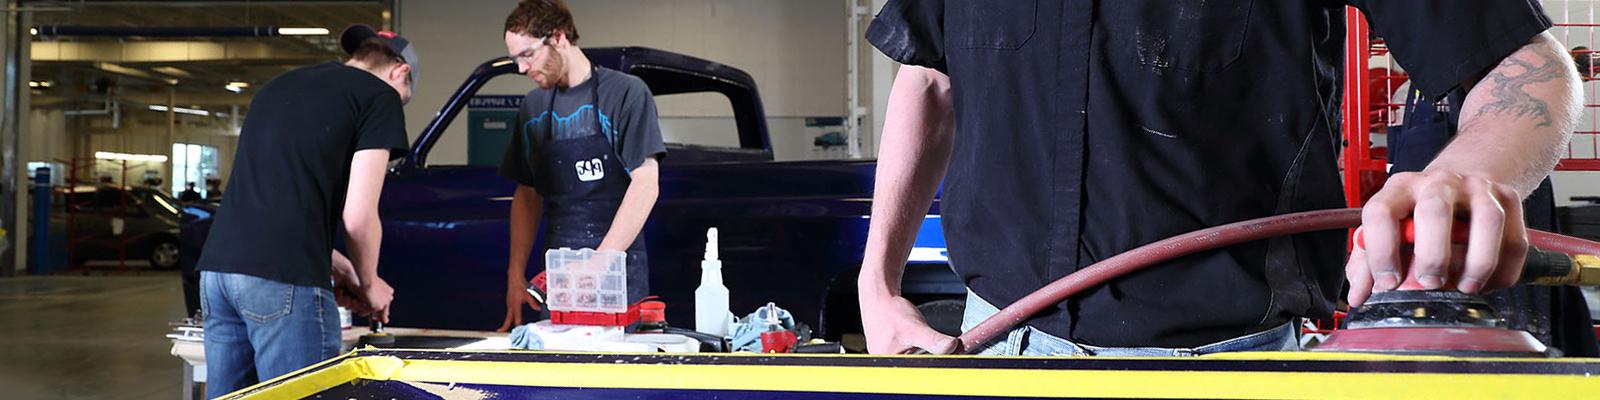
533, 68, 649, 303
1387, 89, 1595, 356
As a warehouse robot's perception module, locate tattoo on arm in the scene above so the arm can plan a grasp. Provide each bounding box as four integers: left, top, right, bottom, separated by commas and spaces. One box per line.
1470, 47, 1565, 128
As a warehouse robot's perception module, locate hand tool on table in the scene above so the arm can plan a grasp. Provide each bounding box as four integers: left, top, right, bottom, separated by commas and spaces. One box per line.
758, 302, 799, 353
356, 320, 395, 348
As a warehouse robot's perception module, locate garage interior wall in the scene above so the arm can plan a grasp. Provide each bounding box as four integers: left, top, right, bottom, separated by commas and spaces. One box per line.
28, 109, 237, 187
400, 0, 880, 163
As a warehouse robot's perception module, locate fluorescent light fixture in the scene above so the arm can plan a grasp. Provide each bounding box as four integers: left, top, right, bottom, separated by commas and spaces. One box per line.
224, 81, 249, 93
95, 62, 179, 85
227, 81, 249, 88
95, 151, 168, 162
152, 66, 195, 78
27, 81, 38, 88
148, 104, 211, 116
277, 27, 330, 36
39, 81, 52, 88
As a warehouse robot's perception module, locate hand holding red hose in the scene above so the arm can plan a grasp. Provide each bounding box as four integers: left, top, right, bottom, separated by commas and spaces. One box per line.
951, 208, 1600, 355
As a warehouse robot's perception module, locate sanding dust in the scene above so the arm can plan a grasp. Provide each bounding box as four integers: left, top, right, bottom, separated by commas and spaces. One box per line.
401, 381, 496, 400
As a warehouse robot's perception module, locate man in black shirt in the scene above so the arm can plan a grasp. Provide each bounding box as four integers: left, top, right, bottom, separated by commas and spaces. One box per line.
860, 1, 1587, 356
495, 0, 667, 331
196, 25, 415, 396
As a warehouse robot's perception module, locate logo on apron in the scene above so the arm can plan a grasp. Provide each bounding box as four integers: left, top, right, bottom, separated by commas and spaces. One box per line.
576, 157, 606, 182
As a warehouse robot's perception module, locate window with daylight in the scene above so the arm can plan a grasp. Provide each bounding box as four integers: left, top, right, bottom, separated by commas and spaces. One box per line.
171, 143, 219, 198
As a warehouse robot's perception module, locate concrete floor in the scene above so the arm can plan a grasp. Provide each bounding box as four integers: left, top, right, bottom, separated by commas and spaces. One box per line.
0, 273, 188, 400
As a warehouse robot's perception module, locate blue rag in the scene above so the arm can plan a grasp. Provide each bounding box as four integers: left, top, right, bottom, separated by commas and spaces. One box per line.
508, 323, 543, 350
727, 305, 794, 353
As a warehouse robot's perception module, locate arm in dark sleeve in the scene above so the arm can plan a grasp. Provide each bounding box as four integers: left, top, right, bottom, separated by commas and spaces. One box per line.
499, 99, 540, 187
1348, 0, 1553, 99
866, 0, 947, 72
355, 90, 410, 159
618, 78, 666, 172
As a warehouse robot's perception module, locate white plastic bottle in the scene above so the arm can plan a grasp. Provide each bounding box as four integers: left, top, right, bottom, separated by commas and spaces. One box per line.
694, 228, 731, 337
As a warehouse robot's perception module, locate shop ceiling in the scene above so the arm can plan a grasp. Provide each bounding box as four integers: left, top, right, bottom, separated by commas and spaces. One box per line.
25, 1, 389, 115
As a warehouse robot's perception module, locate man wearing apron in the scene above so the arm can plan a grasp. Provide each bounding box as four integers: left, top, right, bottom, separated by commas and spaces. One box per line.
496, 0, 666, 331
1390, 88, 1598, 356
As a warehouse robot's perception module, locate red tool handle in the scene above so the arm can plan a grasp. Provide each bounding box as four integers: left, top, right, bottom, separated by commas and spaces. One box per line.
1350, 219, 1469, 249
530, 271, 547, 292
1351, 218, 1576, 284
760, 330, 798, 353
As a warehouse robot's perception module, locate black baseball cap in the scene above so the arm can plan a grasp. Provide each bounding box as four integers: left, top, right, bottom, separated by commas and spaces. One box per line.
340, 24, 418, 94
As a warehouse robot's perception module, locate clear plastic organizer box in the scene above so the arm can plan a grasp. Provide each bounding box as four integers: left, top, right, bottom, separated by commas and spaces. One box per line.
545, 248, 629, 313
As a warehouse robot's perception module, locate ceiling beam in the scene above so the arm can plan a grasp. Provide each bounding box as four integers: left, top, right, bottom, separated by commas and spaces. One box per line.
94, 62, 179, 85
35, 90, 252, 109
32, 40, 329, 63
26, 1, 383, 7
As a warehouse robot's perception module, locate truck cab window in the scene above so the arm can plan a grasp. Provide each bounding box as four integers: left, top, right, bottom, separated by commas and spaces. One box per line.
655, 92, 740, 149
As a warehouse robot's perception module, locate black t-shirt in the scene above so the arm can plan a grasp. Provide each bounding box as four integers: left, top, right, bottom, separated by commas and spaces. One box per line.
868, 0, 1552, 347
198, 62, 410, 289
499, 66, 666, 187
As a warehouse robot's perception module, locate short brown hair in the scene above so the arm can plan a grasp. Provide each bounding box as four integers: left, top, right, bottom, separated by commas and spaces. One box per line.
348, 37, 403, 69
504, 0, 579, 43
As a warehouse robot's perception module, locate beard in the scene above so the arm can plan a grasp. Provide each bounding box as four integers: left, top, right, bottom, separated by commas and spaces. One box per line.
537, 53, 567, 90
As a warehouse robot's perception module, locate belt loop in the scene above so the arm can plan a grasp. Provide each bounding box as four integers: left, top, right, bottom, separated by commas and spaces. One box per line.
1010, 327, 1030, 356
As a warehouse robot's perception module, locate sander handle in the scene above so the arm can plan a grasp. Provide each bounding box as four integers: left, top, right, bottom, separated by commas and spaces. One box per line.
1352, 219, 1595, 286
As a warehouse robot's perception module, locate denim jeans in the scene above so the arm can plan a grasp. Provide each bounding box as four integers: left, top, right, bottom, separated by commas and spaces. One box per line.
201, 271, 340, 398
961, 291, 1298, 356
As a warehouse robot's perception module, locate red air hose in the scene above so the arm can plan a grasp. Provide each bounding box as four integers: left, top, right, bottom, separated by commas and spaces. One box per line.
953, 207, 1600, 354
1530, 230, 1600, 259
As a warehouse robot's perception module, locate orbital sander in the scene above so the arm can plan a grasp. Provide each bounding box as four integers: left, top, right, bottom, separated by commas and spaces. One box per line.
1312, 224, 1600, 357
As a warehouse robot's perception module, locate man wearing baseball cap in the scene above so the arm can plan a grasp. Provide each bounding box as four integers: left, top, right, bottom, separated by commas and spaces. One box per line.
196, 24, 414, 396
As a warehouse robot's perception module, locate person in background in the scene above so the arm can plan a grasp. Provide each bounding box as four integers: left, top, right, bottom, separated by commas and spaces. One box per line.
178, 182, 202, 203
204, 177, 223, 201
1571, 46, 1595, 80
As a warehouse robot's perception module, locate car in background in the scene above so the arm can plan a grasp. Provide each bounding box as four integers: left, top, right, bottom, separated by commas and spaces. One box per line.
46, 185, 183, 270
183, 47, 963, 340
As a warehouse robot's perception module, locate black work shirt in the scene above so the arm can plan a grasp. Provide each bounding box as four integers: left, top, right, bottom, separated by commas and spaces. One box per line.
868, 0, 1552, 347
198, 62, 410, 289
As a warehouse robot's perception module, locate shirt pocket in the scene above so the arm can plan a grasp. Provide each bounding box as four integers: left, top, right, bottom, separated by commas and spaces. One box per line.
1108, 0, 1254, 72
948, 0, 1038, 50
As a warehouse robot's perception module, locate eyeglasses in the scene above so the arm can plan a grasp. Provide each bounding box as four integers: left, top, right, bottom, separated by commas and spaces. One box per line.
511, 36, 551, 63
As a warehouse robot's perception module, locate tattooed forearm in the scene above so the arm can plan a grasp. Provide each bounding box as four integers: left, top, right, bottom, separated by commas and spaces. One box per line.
1469, 46, 1566, 127
1433, 32, 1581, 196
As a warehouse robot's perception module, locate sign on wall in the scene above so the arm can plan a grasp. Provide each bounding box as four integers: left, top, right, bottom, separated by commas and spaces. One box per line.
468, 95, 524, 166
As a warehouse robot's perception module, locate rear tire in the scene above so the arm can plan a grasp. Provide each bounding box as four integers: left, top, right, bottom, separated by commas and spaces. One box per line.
149, 239, 180, 270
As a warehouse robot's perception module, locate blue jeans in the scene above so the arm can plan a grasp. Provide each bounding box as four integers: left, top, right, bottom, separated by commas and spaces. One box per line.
961, 291, 1298, 356
201, 271, 340, 398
